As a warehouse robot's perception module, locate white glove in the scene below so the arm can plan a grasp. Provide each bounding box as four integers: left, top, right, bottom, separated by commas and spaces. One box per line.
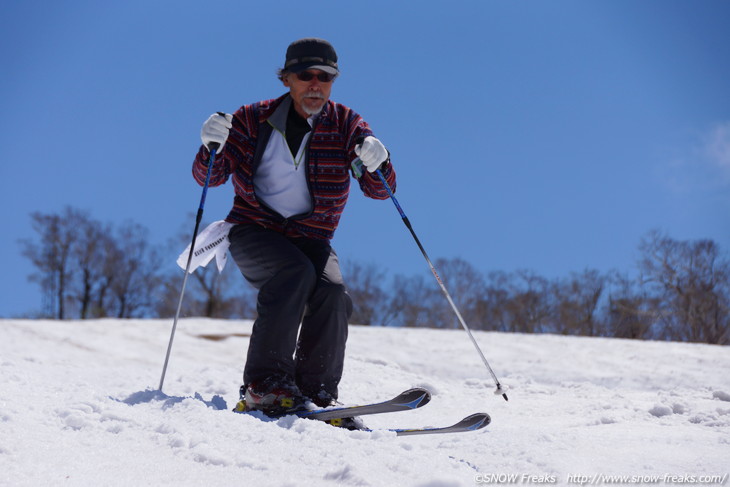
355, 136, 388, 173
200, 112, 233, 152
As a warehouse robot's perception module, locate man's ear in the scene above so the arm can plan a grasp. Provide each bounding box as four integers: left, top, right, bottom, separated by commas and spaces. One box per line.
282, 74, 291, 87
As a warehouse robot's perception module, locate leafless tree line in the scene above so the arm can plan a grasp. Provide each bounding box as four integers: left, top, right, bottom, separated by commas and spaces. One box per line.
20, 207, 161, 319
344, 230, 729, 345
19, 207, 254, 320
19, 208, 729, 345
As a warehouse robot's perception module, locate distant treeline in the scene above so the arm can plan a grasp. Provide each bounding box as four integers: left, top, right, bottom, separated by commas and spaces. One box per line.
19, 206, 729, 345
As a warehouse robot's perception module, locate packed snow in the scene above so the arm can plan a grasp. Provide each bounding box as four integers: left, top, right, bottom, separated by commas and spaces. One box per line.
1, 319, 728, 486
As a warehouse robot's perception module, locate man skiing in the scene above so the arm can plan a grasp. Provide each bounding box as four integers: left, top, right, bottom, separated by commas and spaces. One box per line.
193, 38, 396, 419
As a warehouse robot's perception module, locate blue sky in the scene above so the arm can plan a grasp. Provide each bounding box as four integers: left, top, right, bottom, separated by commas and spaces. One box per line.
1, 0, 729, 318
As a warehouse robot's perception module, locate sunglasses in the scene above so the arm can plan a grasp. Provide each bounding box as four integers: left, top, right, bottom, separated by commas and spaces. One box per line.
295, 71, 336, 83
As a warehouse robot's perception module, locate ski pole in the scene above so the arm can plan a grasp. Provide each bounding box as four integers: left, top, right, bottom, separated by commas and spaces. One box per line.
366, 163, 508, 401
158, 138, 221, 392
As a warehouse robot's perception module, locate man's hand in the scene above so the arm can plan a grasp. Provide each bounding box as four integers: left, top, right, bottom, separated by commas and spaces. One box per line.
355, 136, 388, 173
200, 112, 233, 152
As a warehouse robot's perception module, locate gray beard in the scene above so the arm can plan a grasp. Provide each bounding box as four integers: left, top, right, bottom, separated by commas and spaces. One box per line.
303, 105, 323, 116
302, 94, 326, 116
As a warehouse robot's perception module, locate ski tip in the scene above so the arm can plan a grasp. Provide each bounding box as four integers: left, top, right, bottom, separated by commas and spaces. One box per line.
461, 413, 491, 431
502, 393, 509, 402
398, 388, 432, 408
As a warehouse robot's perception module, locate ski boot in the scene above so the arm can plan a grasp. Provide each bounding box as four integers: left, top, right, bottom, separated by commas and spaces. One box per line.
304, 390, 366, 431
323, 416, 366, 431
234, 378, 306, 417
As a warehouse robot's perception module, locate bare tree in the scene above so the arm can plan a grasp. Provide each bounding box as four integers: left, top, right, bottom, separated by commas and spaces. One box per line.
504, 270, 553, 334
388, 274, 438, 327
70, 215, 116, 319
188, 263, 254, 319
156, 273, 198, 319
20, 207, 85, 319
108, 222, 163, 318
155, 218, 257, 319
638, 231, 729, 344
193, 265, 230, 318
429, 257, 487, 329
343, 261, 390, 326
552, 269, 606, 336
479, 271, 515, 332
604, 271, 655, 340
21, 208, 164, 319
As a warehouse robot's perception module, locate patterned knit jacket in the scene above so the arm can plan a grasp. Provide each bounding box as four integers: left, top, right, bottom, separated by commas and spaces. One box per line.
193, 93, 396, 241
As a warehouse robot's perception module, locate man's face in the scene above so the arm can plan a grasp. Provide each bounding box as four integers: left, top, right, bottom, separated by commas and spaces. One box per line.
283, 69, 335, 118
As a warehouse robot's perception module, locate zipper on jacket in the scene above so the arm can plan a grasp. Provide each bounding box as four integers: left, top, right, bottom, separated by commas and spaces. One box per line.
251, 96, 323, 228
251, 134, 316, 227
267, 119, 307, 170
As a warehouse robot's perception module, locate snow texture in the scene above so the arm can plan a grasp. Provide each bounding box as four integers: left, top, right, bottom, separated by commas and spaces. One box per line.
1, 319, 728, 486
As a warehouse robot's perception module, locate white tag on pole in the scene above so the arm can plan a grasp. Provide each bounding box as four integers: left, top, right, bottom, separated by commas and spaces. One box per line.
176, 220, 234, 274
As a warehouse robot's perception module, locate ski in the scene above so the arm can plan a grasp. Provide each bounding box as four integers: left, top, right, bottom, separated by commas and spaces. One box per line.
381, 412, 491, 436
295, 387, 431, 421
234, 388, 490, 436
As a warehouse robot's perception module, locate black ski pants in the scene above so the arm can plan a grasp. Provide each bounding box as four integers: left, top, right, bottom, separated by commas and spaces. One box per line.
228, 224, 352, 400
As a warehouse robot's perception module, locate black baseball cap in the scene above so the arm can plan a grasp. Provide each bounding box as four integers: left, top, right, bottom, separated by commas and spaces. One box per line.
283, 38, 339, 75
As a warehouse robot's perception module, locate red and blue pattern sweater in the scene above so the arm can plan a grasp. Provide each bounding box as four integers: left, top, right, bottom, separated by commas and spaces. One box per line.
193, 93, 396, 241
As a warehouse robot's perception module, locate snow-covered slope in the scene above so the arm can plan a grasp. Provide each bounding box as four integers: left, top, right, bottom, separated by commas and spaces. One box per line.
1, 319, 728, 486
